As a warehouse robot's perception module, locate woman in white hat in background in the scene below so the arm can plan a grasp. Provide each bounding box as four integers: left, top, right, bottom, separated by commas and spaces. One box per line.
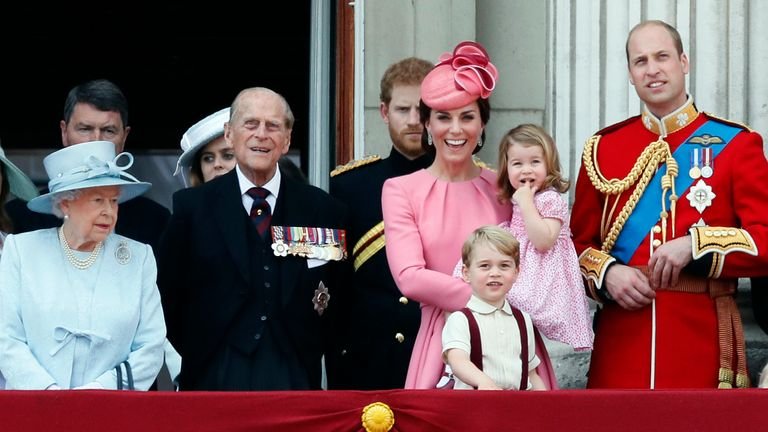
175, 107, 236, 188
0, 142, 39, 255
0, 140, 166, 390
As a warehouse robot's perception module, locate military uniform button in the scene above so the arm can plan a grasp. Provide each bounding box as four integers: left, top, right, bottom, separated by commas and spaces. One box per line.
395, 333, 405, 343
652, 226, 662, 234
399, 296, 408, 305
652, 239, 661, 248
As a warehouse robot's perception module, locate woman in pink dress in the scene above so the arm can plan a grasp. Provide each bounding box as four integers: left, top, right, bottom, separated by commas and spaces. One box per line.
383, 41, 551, 389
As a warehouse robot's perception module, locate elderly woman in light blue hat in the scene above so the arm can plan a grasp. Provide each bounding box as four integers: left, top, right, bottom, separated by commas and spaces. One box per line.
0, 143, 39, 255
0, 140, 166, 390
174, 107, 235, 187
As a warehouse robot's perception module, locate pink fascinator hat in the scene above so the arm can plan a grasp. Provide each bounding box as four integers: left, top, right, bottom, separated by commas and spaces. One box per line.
420, 41, 498, 110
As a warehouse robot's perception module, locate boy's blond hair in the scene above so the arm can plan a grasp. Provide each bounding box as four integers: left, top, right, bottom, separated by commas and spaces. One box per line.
461, 225, 520, 268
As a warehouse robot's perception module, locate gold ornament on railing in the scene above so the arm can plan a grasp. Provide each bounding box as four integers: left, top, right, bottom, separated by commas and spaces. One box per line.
361, 402, 395, 432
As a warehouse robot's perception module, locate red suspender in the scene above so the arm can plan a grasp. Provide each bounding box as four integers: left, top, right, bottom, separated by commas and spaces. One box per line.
511, 307, 529, 391
461, 306, 530, 390
460, 308, 483, 371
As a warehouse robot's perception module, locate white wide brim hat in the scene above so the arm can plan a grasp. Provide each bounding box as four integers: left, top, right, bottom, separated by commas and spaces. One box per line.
27, 141, 151, 215
0, 146, 39, 202
174, 107, 230, 181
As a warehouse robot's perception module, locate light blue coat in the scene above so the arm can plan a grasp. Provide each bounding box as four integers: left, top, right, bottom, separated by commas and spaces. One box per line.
0, 229, 166, 390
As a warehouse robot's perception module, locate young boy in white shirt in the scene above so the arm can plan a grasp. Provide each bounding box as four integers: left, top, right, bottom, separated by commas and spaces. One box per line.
442, 225, 547, 390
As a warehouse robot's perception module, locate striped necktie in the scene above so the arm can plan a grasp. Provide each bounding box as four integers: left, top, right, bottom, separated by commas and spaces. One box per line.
247, 187, 271, 238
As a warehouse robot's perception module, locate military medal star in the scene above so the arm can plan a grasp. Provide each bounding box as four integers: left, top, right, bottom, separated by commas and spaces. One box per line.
313, 281, 331, 316
686, 179, 716, 213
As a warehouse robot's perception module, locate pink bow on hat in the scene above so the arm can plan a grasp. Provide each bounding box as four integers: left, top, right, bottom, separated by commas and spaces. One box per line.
420, 41, 498, 110
436, 41, 497, 99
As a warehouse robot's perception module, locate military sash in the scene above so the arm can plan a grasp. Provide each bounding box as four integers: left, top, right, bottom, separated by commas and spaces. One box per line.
612, 121, 741, 264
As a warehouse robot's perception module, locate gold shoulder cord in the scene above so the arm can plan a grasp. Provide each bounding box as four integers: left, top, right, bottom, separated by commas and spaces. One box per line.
582, 135, 678, 254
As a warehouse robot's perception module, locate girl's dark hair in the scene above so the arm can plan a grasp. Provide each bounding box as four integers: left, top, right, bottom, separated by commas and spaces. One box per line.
419, 97, 491, 156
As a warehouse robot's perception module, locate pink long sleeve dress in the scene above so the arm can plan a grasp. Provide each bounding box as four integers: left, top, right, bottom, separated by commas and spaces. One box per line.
382, 168, 511, 389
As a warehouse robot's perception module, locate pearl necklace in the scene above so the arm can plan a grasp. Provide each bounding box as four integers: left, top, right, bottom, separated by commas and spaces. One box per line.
58, 227, 103, 270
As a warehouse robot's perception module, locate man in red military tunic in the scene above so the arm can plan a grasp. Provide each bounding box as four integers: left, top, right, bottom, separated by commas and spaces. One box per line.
571, 20, 768, 389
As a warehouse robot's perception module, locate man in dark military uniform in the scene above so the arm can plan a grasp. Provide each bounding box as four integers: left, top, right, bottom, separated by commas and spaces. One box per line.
327, 57, 433, 389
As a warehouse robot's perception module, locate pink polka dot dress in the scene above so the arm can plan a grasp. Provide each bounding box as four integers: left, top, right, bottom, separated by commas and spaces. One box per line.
504, 189, 593, 351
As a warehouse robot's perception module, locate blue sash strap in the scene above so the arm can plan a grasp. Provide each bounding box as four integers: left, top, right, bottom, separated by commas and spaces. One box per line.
611, 120, 741, 263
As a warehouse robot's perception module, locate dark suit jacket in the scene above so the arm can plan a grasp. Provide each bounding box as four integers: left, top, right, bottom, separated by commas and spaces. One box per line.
157, 169, 348, 390
5, 193, 170, 253
327, 148, 431, 389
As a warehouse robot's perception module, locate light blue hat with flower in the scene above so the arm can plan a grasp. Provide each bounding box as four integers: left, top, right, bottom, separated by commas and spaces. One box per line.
27, 141, 151, 215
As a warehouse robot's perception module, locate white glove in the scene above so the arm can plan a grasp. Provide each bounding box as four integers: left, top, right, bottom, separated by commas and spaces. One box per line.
73, 381, 104, 390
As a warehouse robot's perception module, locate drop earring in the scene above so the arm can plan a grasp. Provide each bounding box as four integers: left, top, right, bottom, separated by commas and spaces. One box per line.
427, 133, 433, 146
477, 137, 483, 148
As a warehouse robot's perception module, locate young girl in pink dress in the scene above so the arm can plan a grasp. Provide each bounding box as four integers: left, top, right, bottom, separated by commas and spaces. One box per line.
496, 124, 593, 351
452, 124, 593, 350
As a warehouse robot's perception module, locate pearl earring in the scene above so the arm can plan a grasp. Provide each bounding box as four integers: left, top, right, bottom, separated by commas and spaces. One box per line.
477, 138, 483, 148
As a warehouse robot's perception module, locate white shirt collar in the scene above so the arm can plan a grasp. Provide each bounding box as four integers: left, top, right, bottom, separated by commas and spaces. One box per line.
466, 294, 513, 315
236, 164, 281, 199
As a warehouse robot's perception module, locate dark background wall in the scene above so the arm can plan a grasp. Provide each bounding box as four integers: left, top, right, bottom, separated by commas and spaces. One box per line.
0, 3, 311, 162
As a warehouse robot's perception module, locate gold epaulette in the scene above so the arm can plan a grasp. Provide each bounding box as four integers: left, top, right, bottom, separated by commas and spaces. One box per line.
330, 155, 382, 177
704, 112, 753, 133
689, 226, 757, 278
473, 156, 494, 172
579, 248, 616, 298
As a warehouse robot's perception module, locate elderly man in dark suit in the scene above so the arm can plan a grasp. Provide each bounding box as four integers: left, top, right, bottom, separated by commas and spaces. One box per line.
157, 87, 348, 391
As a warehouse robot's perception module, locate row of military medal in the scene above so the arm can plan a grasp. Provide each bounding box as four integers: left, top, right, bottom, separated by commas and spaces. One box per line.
271, 240, 345, 261
689, 147, 714, 179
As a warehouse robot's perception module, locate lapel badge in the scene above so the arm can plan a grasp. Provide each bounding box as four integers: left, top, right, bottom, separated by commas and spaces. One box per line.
313, 281, 331, 316
686, 179, 716, 213
115, 241, 131, 265
688, 134, 723, 146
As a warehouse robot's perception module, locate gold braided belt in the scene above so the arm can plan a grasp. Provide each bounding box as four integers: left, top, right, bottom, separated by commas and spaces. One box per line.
635, 266, 748, 388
